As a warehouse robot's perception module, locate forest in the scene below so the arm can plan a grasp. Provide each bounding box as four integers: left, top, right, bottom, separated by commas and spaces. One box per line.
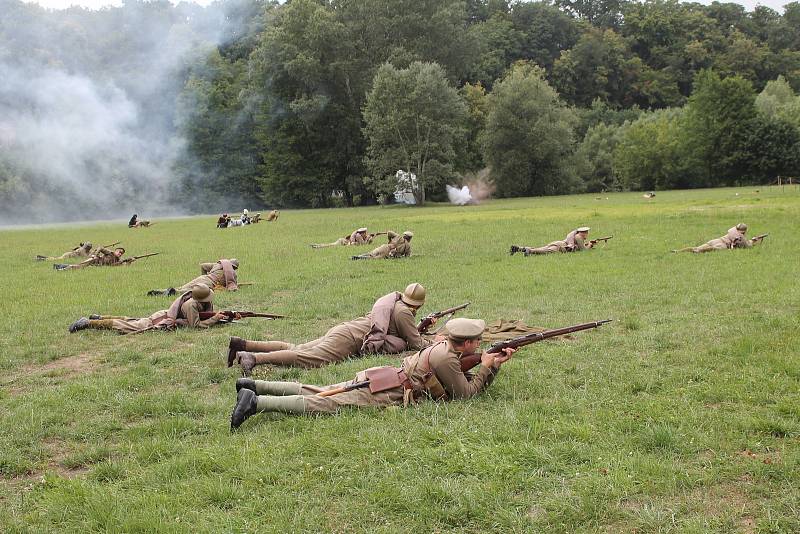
1, 0, 799, 218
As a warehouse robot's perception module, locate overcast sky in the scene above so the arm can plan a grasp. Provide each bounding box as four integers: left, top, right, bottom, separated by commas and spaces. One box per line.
23, 0, 790, 13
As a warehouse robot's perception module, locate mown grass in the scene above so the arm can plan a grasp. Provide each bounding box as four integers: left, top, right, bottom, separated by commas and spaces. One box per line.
1, 186, 798, 532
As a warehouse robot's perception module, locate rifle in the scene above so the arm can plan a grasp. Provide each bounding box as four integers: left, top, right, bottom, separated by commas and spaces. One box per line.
417, 302, 470, 333
317, 379, 371, 397
369, 231, 388, 238
752, 233, 769, 241
199, 310, 285, 322
589, 236, 613, 245
120, 252, 159, 264
458, 319, 613, 372
103, 241, 121, 248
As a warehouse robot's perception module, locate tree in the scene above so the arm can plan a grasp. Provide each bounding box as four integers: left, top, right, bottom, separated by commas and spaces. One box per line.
362, 61, 467, 205
744, 115, 800, 182
482, 62, 579, 197
756, 76, 800, 128
681, 70, 757, 187
460, 82, 490, 172
575, 121, 628, 192
613, 108, 689, 190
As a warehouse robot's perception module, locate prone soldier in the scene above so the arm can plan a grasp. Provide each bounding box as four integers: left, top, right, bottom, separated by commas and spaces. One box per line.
148, 259, 239, 296
673, 223, 766, 253
265, 210, 279, 222
229, 317, 515, 430
510, 227, 593, 256
228, 283, 433, 374
68, 284, 225, 334
351, 231, 413, 260
36, 242, 93, 261
53, 247, 126, 270
312, 227, 378, 249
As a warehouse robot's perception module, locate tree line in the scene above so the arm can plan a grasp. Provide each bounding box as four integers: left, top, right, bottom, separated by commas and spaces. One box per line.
2, 0, 800, 217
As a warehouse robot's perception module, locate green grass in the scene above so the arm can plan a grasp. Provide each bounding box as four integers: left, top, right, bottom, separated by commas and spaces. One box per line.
1, 186, 799, 532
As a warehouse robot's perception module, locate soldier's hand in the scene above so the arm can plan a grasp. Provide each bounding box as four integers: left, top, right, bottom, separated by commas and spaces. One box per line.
214, 312, 226, 320
233, 312, 242, 320
493, 347, 515, 368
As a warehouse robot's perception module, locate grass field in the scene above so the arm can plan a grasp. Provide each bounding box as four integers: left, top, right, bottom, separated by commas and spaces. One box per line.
1, 186, 799, 532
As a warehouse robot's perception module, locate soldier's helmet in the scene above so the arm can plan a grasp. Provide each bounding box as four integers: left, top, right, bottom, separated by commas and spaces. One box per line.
402, 230, 414, 239
401, 282, 426, 307
736, 223, 747, 232
230, 258, 239, 269
192, 284, 214, 303
243, 209, 249, 215
84, 242, 92, 249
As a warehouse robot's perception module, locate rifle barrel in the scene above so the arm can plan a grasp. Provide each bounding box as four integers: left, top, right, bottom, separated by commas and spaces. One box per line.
487, 319, 612, 353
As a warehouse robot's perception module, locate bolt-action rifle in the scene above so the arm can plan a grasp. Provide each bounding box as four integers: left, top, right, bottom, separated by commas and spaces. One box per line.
102, 241, 121, 248
589, 236, 613, 245
458, 319, 613, 372
417, 302, 470, 333
120, 252, 159, 264
752, 233, 769, 241
199, 310, 285, 322
319, 319, 613, 397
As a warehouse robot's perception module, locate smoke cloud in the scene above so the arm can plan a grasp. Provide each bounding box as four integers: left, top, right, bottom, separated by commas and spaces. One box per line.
446, 168, 496, 205
0, 0, 247, 224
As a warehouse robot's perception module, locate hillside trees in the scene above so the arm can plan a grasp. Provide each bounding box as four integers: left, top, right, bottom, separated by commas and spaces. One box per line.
362, 62, 467, 205
483, 63, 578, 196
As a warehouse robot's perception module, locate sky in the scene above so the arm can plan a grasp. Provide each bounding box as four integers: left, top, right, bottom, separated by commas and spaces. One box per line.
22, 0, 791, 11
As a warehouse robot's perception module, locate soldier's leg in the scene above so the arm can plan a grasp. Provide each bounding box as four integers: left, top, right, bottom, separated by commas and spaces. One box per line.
524, 245, 556, 255
245, 340, 294, 352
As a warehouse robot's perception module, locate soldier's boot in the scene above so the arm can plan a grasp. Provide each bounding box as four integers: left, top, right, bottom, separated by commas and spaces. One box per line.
54, 264, 70, 271
69, 317, 90, 333
238, 352, 257, 377
89, 314, 102, 320
236, 379, 302, 396
227, 336, 247, 367
523, 248, 533, 257
351, 255, 367, 260
166, 288, 177, 296
509, 245, 520, 255
147, 289, 167, 296
230, 389, 257, 431
35, 255, 47, 261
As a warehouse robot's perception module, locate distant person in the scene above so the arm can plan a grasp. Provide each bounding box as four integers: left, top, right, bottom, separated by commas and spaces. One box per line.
265, 210, 279, 222
241, 209, 251, 225
510, 227, 594, 256
351, 231, 413, 260
643, 191, 656, 199
229, 318, 514, 430
311, 227, 380, 249
217, 214, 230, 228
673, 223, 767, 253
228, 283, 432, 374
69, 285, 225, 334
35, 242, 92, 261
128, 214, 152, 228
147, 259, 239, 296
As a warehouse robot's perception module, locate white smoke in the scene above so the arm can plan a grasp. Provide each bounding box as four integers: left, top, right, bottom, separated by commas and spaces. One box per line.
0, 0, 244, 224
446, 184, 473, 205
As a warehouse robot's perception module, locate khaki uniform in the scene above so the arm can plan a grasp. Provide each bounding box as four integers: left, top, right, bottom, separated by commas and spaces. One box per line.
350, 230, 370, 245
312, 236, 351, 248
64, 248, 122, 269
46, 245, 92, 260
177, 262, 227, 292
356, 232, 411, 259
524, 230, 588, 255
390, 236, 412, 258
242, 299, 429, 369
89, 299, 221, 334
266, 210, 279, 222
678, 227, 747, 253
247, 340, 498, 415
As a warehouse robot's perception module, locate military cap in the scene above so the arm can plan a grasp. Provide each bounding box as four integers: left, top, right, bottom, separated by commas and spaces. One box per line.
403, 230, 414, 238
357, 227, 368, 233
84, 242, 92, 248
736, 223, 747, 232
115, 247, 126, 254
230, 258, 239, 269
191, 284, 214, 303
243, 209, 249, 215
447, 318, 486, 340
576, 226, 590, 232
401, 282, 426, 307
